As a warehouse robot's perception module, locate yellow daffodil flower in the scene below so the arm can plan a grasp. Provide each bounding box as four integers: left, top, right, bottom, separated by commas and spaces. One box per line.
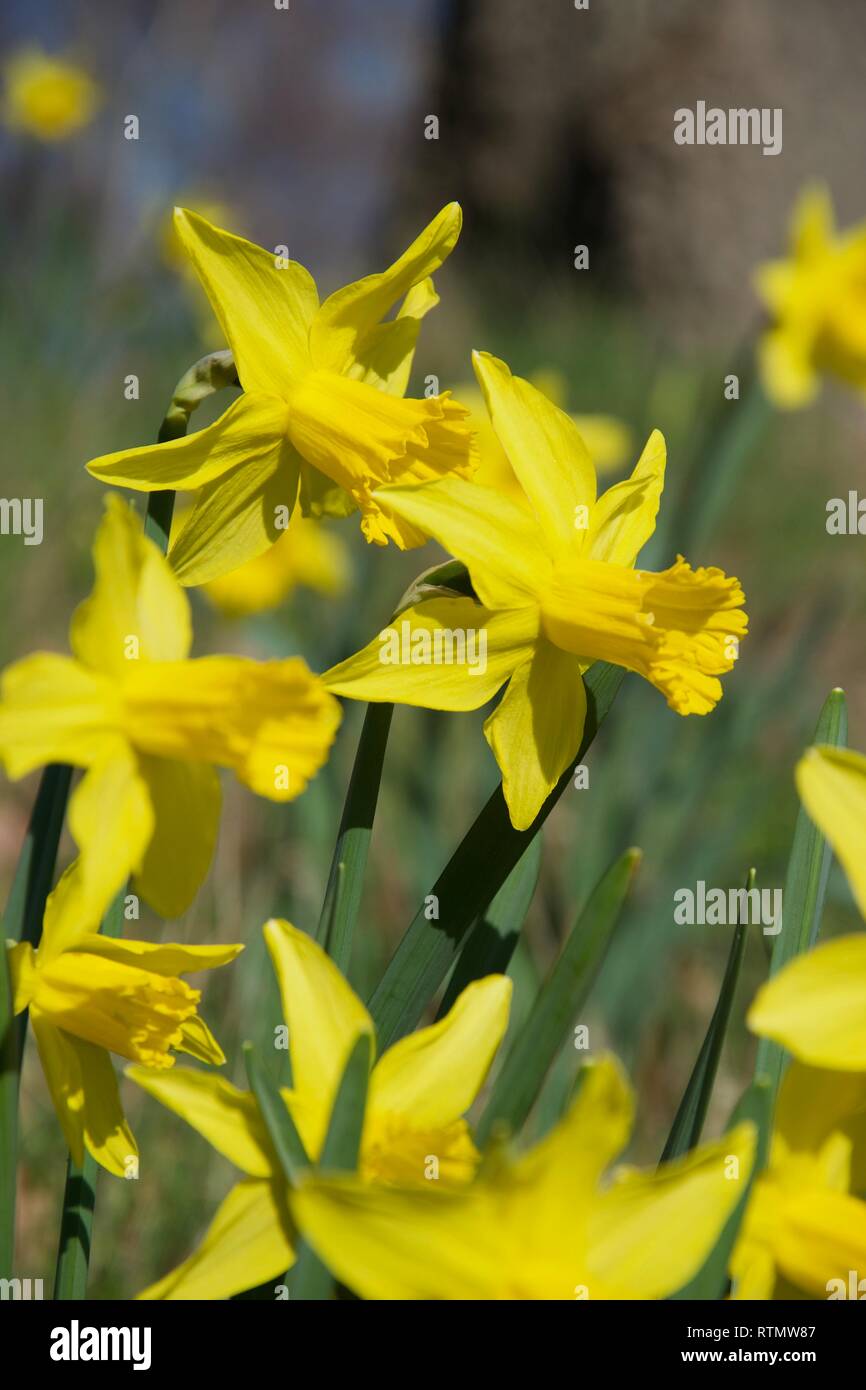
731, 1061, 866, 1299
129, 919, 511, 1299
6, 862, 241, 1176
86, 204, 476, 584
461, 368, 632, 504
290, 1054, 755, 1300
746, 743, 866, 1069
2, 47, 100, 141
324, 351, 747, 829
172, 505, 351, 617
756, 186, 866, 408
0, 497, 340, 919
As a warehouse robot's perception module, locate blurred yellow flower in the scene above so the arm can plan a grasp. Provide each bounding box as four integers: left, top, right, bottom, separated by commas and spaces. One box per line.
172, 504, 351, 616
2, 48, 100, 141
291, 1055, 755, 1300
130, 919, 511, 1298
731, 1062, 866, 1298
0, 497, 340, 919
325, 350, 747, 829
748, 744, 866, 1070
6, 862, 240, 1176
461, 368, 632, 502
87, 204, 476, 583
756, 186, 866, 408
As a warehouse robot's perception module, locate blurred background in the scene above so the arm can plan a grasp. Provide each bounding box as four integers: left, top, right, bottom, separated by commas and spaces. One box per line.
2, 0, 865, 1297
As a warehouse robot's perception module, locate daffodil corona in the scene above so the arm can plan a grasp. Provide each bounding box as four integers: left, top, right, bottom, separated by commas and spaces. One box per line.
6, 863, 241, 1176
130, 920, 511, 1298
86, 204, 476, 583
325, 351, 747, 829
0, 498, 340, 918
291, 1056, 755, 1300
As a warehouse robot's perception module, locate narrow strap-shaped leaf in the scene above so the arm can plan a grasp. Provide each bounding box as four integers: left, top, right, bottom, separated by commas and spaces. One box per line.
660, 870, 754, 1164
436, 835, 542, 1019
476, 846, 640, 1147
369, 661, 626, 1050
753, 687, 847, 1141
317, 702, 394, 972
291, 1034, 372, 1301
243, 1041, 310, 1181
2, 763, 73, 948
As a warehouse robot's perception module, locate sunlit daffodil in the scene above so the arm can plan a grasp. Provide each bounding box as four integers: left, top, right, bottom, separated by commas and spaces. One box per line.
129, 920, 511, 1299
0, 498, 340, 918
747, 744, 866, 1069
731, 1062, 866, 1298
755, 186, 866, 408
2, 48, 100, 142
325, 351, 747, 829
6, 863, 240, 1176
461, 368, 632, 504
290, 1055, 755, 1300
86, 204, 476, 584
172, 505, 351, 617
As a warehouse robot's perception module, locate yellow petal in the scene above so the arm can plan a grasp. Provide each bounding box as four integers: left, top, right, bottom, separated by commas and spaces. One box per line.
263, 919, 373, 1153
483, 638, 586, 830
588, 1122, 756, 1298
346, 276, 440, 397
370, 975, 512, 1126
748, 934, 866, 1070
176, 1014, 227, 1067
31, 1012, 137, 1177
202, 517, 351, 616
775, 1061, 866, 1190
757, 328, 819, 410
371, 477, 551, 608
71, 496, 191, 673
134, 756, 221, 919
772, 1188, 866, 1298
0, 653, 120, 779
323, 598, 536, 711
174, 207, 318, 395
587, 429, 666, 568
138, 1178, 294, 1300
286, 370, 475, 548
290, 1176, 506, 1300
472, 350, 596, 553
121, 655, 340, 800
310, 203, 461, 375
38, 859, 105, 963
77, 935, 242, 976
168, 437, 302, 587
541, 554, 747, 716
68, 751, 155, 924
796, 744, 866, 918
86, 393, 289, 493
126, 1065, 275, 1177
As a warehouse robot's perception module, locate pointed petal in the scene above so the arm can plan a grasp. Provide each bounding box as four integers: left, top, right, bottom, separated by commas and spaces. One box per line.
588, 1122, 756, 1299
0, 654, 120, 779
31, 1013, 137, 1177
748, 935, 866, 1070
310, 204, 461, 374
86, 393, 289, 493
323, 598, 535, 711
347, 277, 440, 397
370, 975, 512, 1126
176, 1014, 227, 1066
290, 1177, 505, 1300
796, 745, 866, 918
472, 351, 596, 553
71, 496, 191, 673
772, 1188, 866, 1299
122, 656, 341, 801
372, 477, 551, 608
484, 638, 586, 830
139, 1178, 294, 1300
126, 1065, 275, 1177
174, 207, 317, 394
169, 442, 301, 587
587, 430, 666, 569
77, 936, 242, 976
134, 756, 221, 919
68, 751, 155, 925
263, 919, 372, 1148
